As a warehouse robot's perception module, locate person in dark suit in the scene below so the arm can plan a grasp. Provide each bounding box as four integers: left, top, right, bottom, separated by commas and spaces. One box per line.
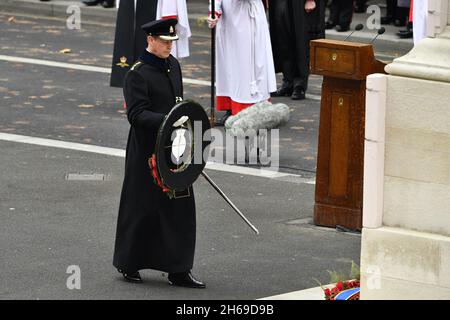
112, 18, 205, 289
270, 0, 325, 100
325, 0, 353, 32
381, 0, 408, 26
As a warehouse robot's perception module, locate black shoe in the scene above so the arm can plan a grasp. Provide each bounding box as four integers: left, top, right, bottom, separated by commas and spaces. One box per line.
335, 25, 350, 32
168, 272, 206, 289
118, 269, 143, 283
396, 30, 413, 38
271, 82, 293, 97
82, 0, 102, 6
291, 87, 305, 100
325, 21, 336, 29
101, 0, 114, 8
214, 110, 231, 127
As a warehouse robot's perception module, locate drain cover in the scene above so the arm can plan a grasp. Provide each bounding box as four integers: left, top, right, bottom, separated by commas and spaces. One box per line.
65, 173, 107, 181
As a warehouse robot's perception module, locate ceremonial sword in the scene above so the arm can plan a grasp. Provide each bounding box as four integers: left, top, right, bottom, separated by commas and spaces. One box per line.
201, 171, 259, 235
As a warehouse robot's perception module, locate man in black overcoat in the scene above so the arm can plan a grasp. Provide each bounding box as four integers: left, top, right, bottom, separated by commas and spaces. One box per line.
269, 0, 325, 100
112, 18, 205, 289
110, 0, 157, 88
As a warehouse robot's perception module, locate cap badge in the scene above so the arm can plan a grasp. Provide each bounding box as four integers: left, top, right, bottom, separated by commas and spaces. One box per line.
170, 26, 174, 33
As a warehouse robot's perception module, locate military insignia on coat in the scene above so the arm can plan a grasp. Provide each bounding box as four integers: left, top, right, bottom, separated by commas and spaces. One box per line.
116, 56, 130, 68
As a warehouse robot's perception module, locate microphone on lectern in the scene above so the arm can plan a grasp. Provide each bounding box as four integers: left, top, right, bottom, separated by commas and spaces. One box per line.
343, 24, 364, 41
370, 27, 386, 44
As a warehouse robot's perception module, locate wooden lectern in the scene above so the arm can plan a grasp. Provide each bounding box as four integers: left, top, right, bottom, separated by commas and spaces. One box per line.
310, 39, 386, 231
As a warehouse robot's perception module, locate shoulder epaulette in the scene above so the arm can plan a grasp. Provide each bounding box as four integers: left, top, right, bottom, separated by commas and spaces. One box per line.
130, 61, 143, 71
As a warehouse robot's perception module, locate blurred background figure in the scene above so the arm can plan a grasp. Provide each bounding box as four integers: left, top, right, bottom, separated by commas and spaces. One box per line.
325, 0, 353, 32
156, 0, 191, 59
82, 0, 115, 8
208, 0, 276, 126
110, 0, 190, 88
270, 0, 326, 100
110, 0, 157, 88
396, 0, 412, 38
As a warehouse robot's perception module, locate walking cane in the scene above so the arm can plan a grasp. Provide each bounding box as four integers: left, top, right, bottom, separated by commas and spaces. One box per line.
210, 0, 216, 128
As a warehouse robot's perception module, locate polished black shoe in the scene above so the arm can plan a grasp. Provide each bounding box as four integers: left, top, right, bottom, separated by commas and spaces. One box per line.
82, 0, 102, 6
271, 82, 293, 97
291, 87, 305, 100
168, 272, 206, 289
215, 110, 232, 127
118, 269, 143, 283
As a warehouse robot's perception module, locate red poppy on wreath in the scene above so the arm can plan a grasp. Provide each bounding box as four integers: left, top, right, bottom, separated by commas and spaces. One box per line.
148, 154, 176, 199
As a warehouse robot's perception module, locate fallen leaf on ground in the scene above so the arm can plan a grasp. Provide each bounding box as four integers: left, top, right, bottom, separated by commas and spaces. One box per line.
59, 48, 72, 54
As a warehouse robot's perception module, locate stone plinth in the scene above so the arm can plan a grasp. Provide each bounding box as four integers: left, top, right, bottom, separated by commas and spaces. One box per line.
360, 1, 450, 299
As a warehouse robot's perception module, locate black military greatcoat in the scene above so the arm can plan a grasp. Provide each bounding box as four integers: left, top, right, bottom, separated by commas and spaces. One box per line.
113, 49, 196, 274
269, 0, 325, 90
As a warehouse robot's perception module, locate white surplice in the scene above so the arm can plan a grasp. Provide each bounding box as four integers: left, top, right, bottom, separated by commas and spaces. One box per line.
156, 0, 191, 58
212, 0, 277, 105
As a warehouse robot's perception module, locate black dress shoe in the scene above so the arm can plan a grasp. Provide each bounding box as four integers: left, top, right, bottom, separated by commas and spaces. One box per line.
215, 110, 232, 127
291, 87, 305, 100
101, 0, 115, 8
325, 21, 336, 30
271, 81, 293, 97
396, 30, 413, 39
335, 25, 350, 32
82, 0, 102, 6
168, 272, 206, 289
118, 269, 143, 283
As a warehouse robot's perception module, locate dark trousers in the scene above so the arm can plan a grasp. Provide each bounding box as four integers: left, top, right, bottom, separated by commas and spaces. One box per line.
272, 0, 309, 91
329, 0, 353, 27
386, 0, 397, 18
